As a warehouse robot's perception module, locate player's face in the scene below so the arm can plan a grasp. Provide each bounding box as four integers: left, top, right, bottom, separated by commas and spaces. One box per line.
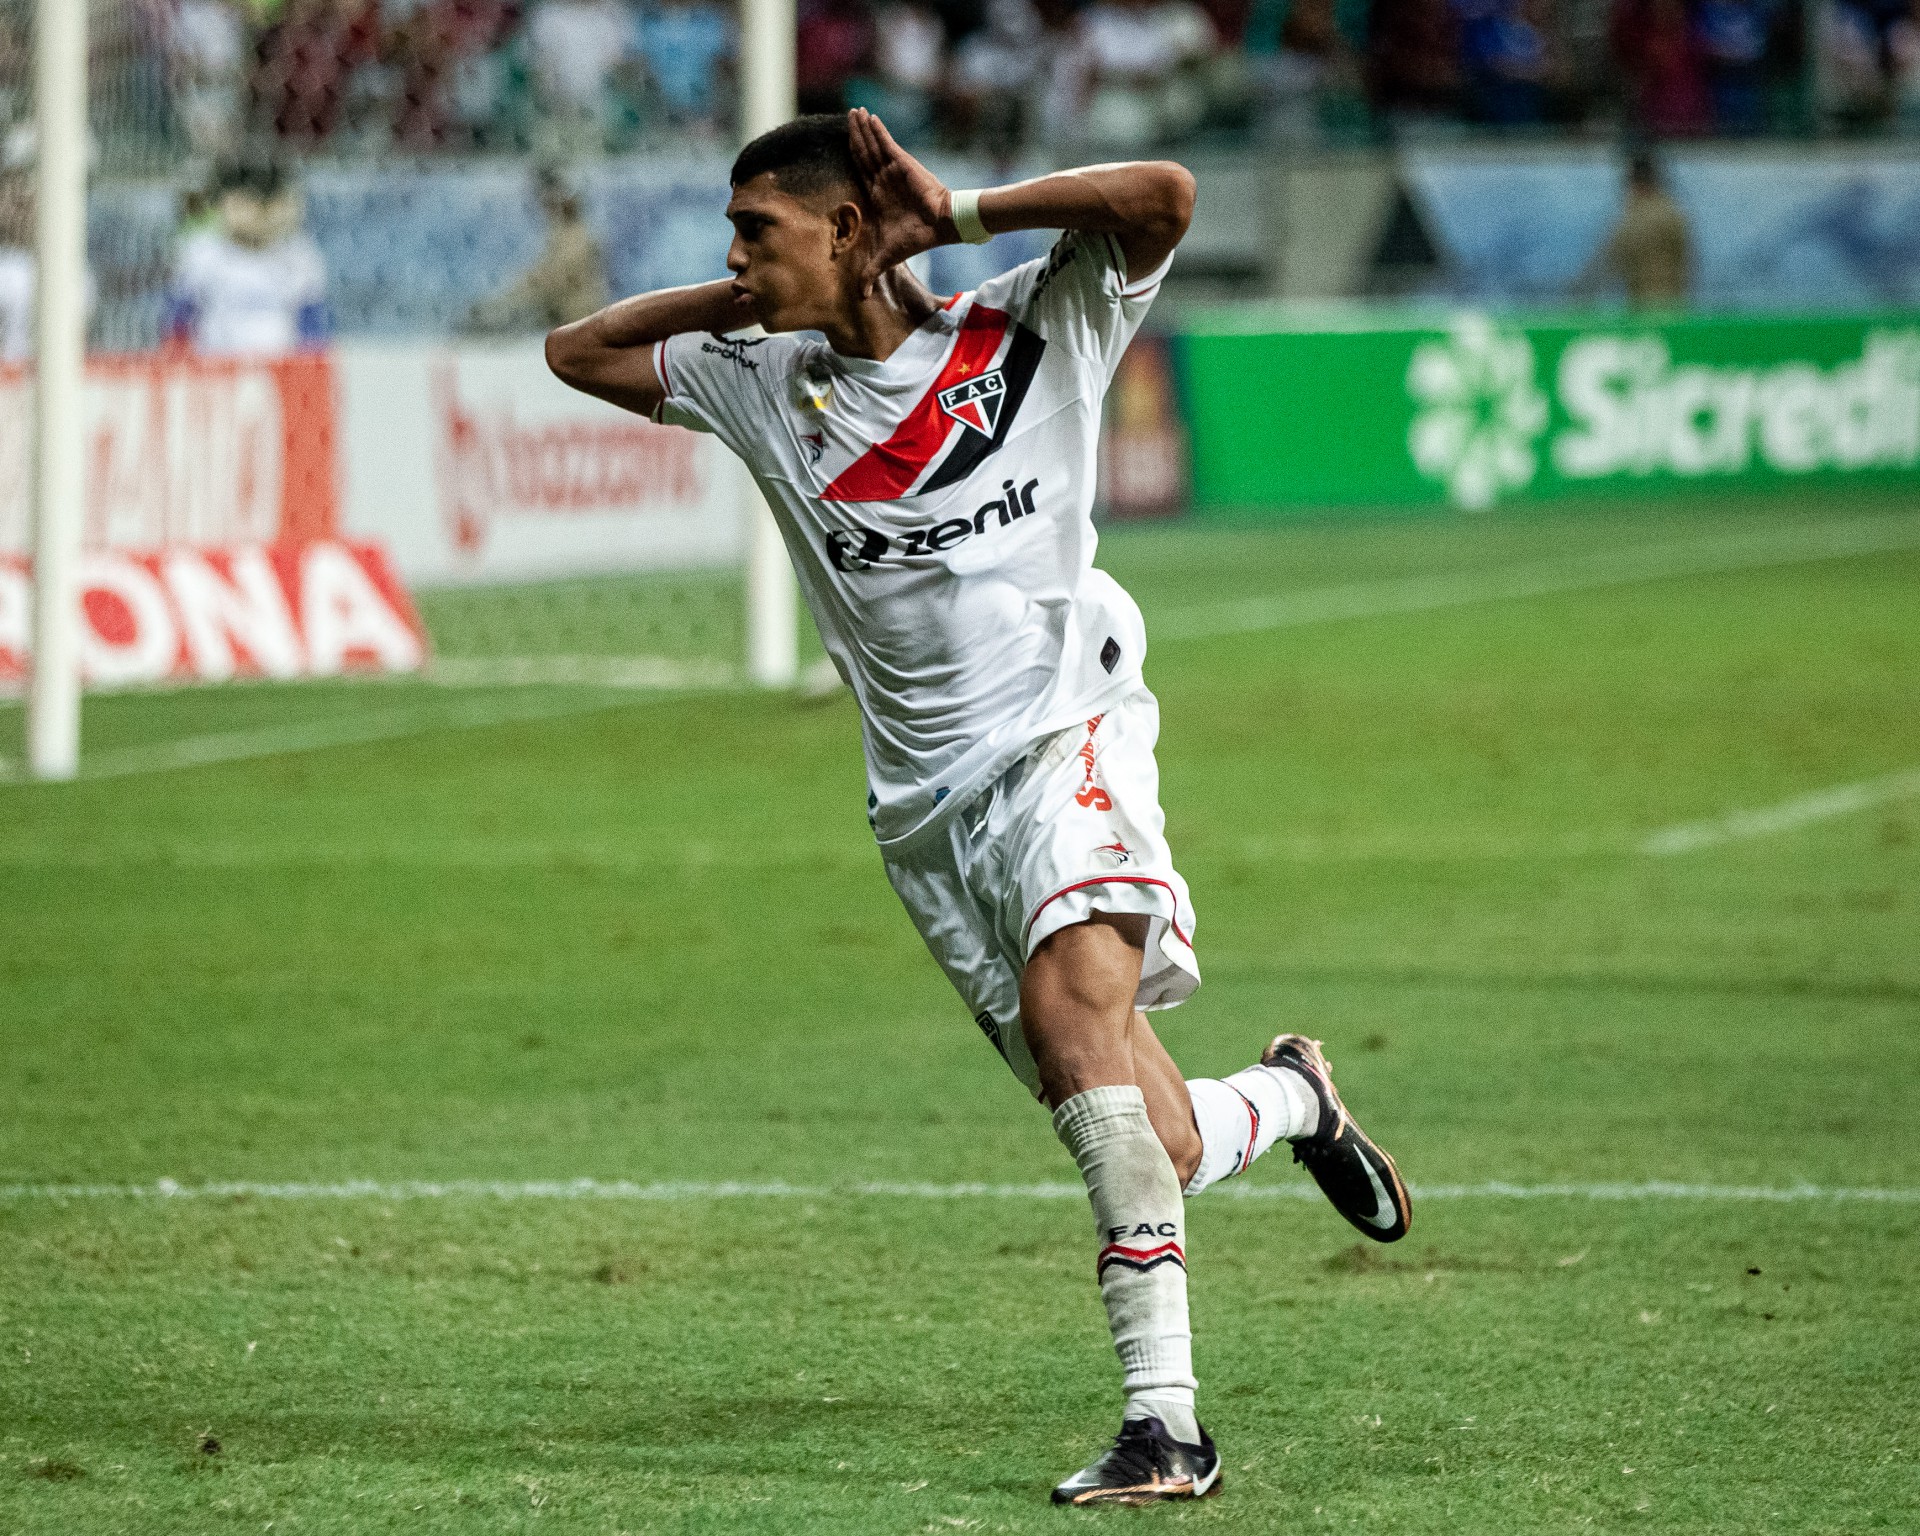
724, 174, 858, 334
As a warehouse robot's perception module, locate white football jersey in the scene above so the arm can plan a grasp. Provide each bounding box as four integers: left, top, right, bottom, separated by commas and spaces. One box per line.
655, 229, 1170, 849
0, 249, 34, 364
173, 229, 328, 358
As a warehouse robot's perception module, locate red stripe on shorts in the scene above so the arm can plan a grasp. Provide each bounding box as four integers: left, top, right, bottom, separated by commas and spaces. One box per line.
1024, 876, 1192, 950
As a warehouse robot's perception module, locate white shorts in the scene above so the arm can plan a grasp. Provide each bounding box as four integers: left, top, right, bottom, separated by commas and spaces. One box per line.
882, 685, 1201, 1100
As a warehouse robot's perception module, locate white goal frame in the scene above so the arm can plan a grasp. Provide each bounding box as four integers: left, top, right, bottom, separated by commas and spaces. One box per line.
25, 0, 87, 780
740, 0, 801, 689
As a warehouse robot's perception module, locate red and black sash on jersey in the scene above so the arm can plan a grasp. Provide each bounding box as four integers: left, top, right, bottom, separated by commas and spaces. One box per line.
820, 302, 1045, 503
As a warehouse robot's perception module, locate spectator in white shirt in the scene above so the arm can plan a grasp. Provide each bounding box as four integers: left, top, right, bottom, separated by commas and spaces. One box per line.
1076, 0, 1219, 146
952, 0, 1059, 156
168, 0, 248, 156
0, 128, 95, 365
864, 0, 947, 143
0, 161, 37, 365
168, 158, 331, 358
528, 0, 639, 150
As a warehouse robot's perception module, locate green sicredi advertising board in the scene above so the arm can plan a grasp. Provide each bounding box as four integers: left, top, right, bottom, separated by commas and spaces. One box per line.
1177, 308, 1920, 513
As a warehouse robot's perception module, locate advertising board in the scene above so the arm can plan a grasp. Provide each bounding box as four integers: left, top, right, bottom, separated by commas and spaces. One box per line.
1181, 310, 1920, 512
0, 542, 424, 689
335, 342, 749, 587
0, 352, 337, 555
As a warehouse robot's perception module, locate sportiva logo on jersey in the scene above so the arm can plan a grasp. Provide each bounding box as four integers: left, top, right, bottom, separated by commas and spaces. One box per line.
700, 337, 765, 372
937, 370, 1006, 437
825, 478, 1040, 571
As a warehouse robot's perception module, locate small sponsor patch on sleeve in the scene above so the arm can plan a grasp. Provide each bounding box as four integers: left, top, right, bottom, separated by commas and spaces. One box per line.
1100, 636, 1121, 673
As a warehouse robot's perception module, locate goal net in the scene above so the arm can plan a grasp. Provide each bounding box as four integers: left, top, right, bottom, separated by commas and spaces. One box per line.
4, 0, 802, 772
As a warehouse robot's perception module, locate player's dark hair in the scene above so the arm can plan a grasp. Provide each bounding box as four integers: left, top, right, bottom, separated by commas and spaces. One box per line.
730, 114, 858, 200
213, 153, 288, 201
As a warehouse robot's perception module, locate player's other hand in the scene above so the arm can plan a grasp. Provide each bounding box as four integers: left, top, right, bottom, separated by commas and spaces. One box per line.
848, 107, 954, 298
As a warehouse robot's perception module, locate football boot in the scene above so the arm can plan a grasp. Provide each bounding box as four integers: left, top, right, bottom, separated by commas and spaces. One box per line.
1264, 1033, 1412, 1243
1050, 1416, 1222, 1506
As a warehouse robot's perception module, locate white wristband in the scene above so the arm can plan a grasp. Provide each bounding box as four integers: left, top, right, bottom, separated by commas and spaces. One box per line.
948, 188, 992, 245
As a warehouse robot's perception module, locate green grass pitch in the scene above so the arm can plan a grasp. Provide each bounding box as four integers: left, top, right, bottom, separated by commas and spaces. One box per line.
3, 493, 1917, 1533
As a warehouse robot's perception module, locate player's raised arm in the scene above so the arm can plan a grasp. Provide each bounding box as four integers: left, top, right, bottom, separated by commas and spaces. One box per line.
544, 278, 755, 417
848, 107, 1196, 295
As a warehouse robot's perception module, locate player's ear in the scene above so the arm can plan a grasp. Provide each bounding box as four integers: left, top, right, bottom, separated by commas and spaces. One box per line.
829, 199, 863, 258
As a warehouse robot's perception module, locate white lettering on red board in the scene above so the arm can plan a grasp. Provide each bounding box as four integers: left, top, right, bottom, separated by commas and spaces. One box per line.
0, 353, 337, 556
0, 542, 425, 688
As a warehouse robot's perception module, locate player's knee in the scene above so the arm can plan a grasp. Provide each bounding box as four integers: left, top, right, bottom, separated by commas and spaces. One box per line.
1030, 1037, 1130, 1107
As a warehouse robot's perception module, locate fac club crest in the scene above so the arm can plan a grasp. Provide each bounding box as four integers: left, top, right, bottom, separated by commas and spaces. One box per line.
937, 369, 1007, 438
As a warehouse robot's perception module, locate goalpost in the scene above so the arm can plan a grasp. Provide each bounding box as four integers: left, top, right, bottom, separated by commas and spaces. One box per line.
740, 0, 800, 690
25, 0, 88, 781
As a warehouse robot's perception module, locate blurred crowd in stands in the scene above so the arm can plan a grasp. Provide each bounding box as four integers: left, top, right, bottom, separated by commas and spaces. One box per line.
2, 0, 1916, 169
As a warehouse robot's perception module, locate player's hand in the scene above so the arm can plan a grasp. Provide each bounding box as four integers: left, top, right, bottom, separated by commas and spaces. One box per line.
848, 107, 953, 298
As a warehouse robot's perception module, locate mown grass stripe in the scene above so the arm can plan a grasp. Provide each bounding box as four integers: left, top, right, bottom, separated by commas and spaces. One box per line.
0, 691, 637, 787
2, 1178, 1914, 1204
1153, 512, 1920, 642
7, 515, 1916, 789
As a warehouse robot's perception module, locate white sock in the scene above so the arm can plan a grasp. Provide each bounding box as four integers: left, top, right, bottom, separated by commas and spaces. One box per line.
1053, 1085, 1200, 1444
1182, 1063, 1319, 1196
1124, 1386, 1199, 1444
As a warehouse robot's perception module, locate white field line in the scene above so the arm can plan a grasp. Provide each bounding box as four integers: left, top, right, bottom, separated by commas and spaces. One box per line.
0, 691, 639, 787
1152, 513, 1920, 642
0, 656, 741, 698
1, 1177, 1915, 1205
1643, 766, 1920, 855
426, 655, 739, 690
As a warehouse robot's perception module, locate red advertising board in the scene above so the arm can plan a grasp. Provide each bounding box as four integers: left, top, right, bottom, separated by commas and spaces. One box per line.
0, 352, 431, 691
0, 352, 339, 555
0, 542, 426, 689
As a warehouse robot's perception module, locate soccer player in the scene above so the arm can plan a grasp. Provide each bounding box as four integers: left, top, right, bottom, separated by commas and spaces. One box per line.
546, 109, 1411, 1506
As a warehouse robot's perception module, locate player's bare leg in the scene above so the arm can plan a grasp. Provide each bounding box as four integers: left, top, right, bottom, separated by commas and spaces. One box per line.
1123, 1006, 1205, 1187
1023, 913, 1411, 1503
1021, 916, 1200, 1175
1020, 914, 1221, 1505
